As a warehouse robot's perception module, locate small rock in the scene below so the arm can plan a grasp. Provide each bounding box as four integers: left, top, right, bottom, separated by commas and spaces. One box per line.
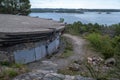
74, 60, 82, 65
75, 75, 95, 80
44, 73, 63, 80
68, 63, 80, 71
87, 56, 103, 65
34, 69, 53, 74
42, 61, 58, 67
105, 58, 116, 67
50, 73, 65, 79
65, 75, 75, 80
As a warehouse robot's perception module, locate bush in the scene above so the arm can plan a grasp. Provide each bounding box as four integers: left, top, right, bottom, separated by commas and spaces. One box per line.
0, 61, 10, 66
7, 69, 18, 78
86, 33, 114, 59
2, 69, 18, 78
65, 22, 102, 35
112, 36, 120, 56
86, 33, 102, 50
113, 23, 120, 36
59, 18, 64, 22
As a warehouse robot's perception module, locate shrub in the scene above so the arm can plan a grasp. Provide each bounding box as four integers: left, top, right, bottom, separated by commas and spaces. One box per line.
86, 33, 102, 50
59, 18, 64, 22
7, 69, 18, 78
86, 33, 114, 59
2, 69, 18, 78
66, 21, 102, 35
113, 23, 120, 36
100, 36, 114, 59
112, 36, 120, 56
0, 61, 10, 66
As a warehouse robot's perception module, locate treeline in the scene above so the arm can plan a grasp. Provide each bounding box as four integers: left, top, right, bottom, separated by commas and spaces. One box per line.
31, 8, 84, 13
31, 8, 120, 13
66, 22, 120, 36
0, 0, 31, 15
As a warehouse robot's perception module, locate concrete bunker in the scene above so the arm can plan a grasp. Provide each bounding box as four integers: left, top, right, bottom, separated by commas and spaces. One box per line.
0, 14, 65, 64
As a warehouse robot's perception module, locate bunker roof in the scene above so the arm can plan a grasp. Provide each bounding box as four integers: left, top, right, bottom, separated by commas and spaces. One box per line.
0, 14, 65, 34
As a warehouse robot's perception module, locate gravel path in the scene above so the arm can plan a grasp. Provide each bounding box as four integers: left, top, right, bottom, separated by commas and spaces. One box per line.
50, 34, 87, 69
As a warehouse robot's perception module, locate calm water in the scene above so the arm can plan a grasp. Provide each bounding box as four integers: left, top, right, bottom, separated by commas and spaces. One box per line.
30, 12, 120, 25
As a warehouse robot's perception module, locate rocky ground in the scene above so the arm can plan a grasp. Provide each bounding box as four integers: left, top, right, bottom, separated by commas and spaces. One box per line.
13, 69, 94, 80
12, 34, 97, 80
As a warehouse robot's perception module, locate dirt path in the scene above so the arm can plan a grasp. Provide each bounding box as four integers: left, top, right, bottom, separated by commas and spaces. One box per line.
50, 34, 87, 68
27, 34, 88, 71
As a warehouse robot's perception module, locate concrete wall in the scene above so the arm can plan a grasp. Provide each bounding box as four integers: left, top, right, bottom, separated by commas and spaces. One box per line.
13, 35, 60, 64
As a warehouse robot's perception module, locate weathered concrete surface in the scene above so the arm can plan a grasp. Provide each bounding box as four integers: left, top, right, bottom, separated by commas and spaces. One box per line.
0, 14, 65, 46
0, 14, 64, 33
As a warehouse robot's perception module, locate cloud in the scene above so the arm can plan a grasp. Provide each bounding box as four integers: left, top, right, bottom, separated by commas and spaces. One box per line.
30, 0, 120, 9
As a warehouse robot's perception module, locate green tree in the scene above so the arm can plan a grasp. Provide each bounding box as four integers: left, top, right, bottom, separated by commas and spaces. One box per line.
0, 0, 31, 15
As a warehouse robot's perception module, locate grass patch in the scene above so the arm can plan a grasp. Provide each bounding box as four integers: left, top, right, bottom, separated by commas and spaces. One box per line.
0, 69, 18, 80
0, 62, 28, 80
60, 50, 73, 58
0, 61, 10, 66
59, 37, 73, 58
58, 68, 81, 75
4, 69, 18, 78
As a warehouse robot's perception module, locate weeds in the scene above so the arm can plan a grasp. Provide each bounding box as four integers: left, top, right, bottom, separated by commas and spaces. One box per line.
59, 37, 73, 58
0, 69, 18, 80
0, 62, 28, 80
0, 61, 10, 66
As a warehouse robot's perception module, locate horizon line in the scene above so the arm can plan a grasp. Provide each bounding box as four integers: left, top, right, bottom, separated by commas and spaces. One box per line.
31, 8, 120, 10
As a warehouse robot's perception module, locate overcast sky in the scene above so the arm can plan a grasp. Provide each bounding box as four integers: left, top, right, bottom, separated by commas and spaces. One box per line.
30, 0, 120, 9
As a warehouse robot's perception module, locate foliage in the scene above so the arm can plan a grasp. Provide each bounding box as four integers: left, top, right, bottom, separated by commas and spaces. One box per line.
5, 69, 18, 78
0, 63, 28, 80
0, 61, 10, 66
0, 69, 18, 80
66, 21, 120, 59
65, 21, 120, 79
112, 23, 120, 36
0, 0, 31, 15
86, 33, 114, 59
66, 22, 102, 35
66, 21, 83, 35
84, 62, 108, 80
86, 33, 102, 50
112, 36, 120, 55
59, 18, 64, 22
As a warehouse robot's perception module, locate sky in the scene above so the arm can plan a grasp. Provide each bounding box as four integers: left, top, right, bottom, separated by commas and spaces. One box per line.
30, 0, 120, 9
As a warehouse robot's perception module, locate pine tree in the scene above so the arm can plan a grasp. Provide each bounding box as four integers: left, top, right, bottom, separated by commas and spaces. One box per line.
0, 0, 31, 16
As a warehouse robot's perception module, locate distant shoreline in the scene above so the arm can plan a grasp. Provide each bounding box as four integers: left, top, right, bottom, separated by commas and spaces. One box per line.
31, 8, 120, 13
